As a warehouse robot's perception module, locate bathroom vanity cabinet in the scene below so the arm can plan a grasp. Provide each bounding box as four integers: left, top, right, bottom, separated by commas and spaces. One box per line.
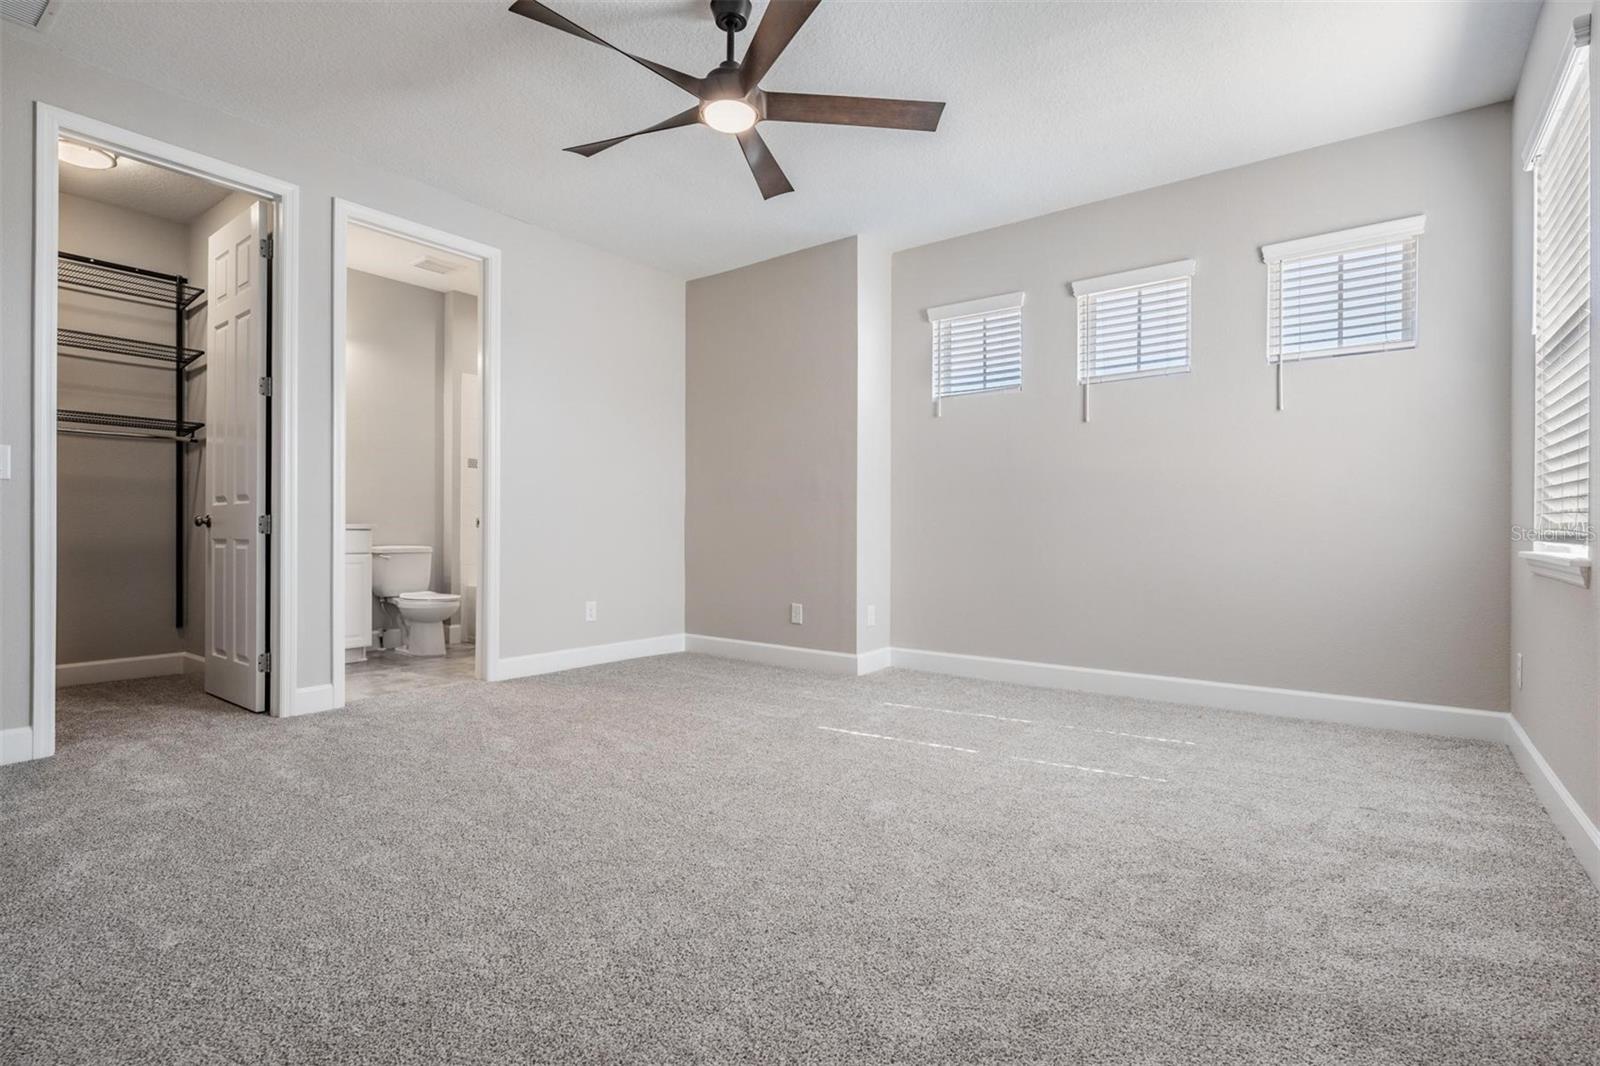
344, 524, 373, 662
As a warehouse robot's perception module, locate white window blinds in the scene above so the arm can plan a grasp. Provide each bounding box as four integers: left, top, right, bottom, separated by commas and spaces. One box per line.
1261, 216, 1425, 362
1531, 50, 1591, 543
927, 292, 1025, 411
1070, 260, 1196, 384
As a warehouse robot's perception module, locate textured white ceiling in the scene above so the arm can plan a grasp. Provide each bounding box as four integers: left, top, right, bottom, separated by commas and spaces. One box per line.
348, 224, 482, 297
58, 152, 231, 222
35, 1, 1538, 278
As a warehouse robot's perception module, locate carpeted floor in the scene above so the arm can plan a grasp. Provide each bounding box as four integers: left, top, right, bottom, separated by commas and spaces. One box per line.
2, 654, 1596, 1065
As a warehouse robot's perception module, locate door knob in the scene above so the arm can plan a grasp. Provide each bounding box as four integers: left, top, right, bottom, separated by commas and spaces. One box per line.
194, 514, 212, 528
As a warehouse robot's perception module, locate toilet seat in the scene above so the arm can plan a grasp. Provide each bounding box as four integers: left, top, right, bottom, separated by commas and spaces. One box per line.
396, 591, 460, 605
390, 591, 460, 657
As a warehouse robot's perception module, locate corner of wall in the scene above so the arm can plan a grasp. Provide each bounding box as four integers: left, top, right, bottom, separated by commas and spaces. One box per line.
1508, 0, 1600, 829
856, 237, 893, 654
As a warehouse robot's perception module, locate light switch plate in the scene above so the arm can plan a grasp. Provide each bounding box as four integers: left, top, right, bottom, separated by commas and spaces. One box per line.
866, 604, 877, 627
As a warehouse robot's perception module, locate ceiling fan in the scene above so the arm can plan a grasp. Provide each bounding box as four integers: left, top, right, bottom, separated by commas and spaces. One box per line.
508, 0, 945, 199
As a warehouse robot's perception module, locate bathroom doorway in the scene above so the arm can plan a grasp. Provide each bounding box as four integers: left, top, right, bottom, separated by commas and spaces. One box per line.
332, 203, 501, 704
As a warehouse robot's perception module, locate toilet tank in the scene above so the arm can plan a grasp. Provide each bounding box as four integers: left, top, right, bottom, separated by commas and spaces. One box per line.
371, 545, 433, 597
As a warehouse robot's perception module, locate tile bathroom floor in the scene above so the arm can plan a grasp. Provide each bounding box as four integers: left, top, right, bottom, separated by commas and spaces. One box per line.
344, 642, 477, 701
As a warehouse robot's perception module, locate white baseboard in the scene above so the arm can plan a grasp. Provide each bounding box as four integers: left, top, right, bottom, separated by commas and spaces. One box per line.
685, 634, 863, 675
887, 645, 1593, 890
1507, 716, 1600, 888
0, 726, 35, 766
283, 684, 337, 718
496, 633, 687, 681
889, 647, 1509, 741
56, 651, 205, 688
857, 646, 893, 675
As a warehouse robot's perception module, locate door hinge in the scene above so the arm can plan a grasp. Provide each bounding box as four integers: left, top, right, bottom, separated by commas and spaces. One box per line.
259, 234, 274, 260
257, 652, 272, 673
258, 375, 273, 397
258, 514, 272, 535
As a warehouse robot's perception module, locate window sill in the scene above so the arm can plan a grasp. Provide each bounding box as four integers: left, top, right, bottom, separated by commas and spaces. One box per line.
1519, 548, 1592, 588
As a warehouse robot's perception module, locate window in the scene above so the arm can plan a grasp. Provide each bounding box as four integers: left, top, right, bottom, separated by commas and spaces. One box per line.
1070, 260, 1196, 384
1261, 215, 1425, 362
1528, 36, 1591, 547
927, 291, 1024, 413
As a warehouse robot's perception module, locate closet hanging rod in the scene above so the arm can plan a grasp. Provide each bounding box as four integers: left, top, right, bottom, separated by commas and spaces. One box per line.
58, 408, 204, 439
58, 427, 201, 443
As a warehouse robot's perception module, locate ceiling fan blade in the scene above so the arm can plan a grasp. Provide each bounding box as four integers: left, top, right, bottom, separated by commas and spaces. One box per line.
763, 92, 945, 131
738, 0, 821, 94
735, 127, 794, 199
565, 107, 701, 157
509, 0, 706, 97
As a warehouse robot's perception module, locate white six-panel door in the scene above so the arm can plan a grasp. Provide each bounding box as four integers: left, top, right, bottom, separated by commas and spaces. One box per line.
204, 203, 267, 712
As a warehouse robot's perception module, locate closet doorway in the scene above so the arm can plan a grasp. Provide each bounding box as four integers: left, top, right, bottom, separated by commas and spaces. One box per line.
30, 106, 300, 759
331, 201, 501, 706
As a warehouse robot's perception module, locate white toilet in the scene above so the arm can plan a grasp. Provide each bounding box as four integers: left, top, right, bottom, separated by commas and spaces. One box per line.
370, 545, 461, 657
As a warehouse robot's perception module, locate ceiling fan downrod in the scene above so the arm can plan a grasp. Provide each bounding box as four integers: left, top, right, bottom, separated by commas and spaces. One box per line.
711, 0, 751, 35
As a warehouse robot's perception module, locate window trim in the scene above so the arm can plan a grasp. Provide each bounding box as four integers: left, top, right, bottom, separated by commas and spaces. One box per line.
926, 290, 1025, 415
1258, 214, 1426, 265
1259, 215, 1426, 364
1070, 259, 1196, 387
925, 290, 1026, 323
1518, 546, 1592, 588
1520, 14, 1591, 171
1524, 16, 1592, 570
1069, 259, 1196, 299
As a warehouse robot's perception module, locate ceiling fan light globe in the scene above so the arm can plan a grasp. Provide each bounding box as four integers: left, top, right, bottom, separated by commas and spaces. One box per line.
702, 98, 757, 134
58, 140, 117, 170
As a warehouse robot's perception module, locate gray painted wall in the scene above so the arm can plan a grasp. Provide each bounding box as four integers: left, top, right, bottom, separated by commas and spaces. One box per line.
686, 237, 860, 653
346, 269, 449, 604
55, 194, 191, 665
891, 104, 1512, 712
1511, 1, 1599, 825
2, 32, 686, 731
856, 240, 892, 655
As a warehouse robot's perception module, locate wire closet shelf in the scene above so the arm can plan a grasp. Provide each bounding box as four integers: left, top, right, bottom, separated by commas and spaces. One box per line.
55, 251, 206, 628
58, 252, 204, 309
58, 327, 204, 368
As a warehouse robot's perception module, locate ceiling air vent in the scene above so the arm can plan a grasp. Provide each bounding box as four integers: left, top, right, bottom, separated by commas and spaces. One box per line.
1, 0, 57, 29
412, 256, 459, 275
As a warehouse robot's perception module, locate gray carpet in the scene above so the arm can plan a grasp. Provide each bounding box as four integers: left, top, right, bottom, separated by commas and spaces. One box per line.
2, 654, 1596, 1065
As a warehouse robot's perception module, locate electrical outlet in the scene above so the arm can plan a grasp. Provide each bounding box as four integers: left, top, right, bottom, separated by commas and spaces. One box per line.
866, 604, 877, 627
790, 602, 804, 625
585, 600, 597, 622
1515, 652, 1523, 691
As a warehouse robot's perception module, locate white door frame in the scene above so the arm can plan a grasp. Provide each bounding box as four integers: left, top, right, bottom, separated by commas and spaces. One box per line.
330, 199, 503, 705
31, 103, 302, 757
